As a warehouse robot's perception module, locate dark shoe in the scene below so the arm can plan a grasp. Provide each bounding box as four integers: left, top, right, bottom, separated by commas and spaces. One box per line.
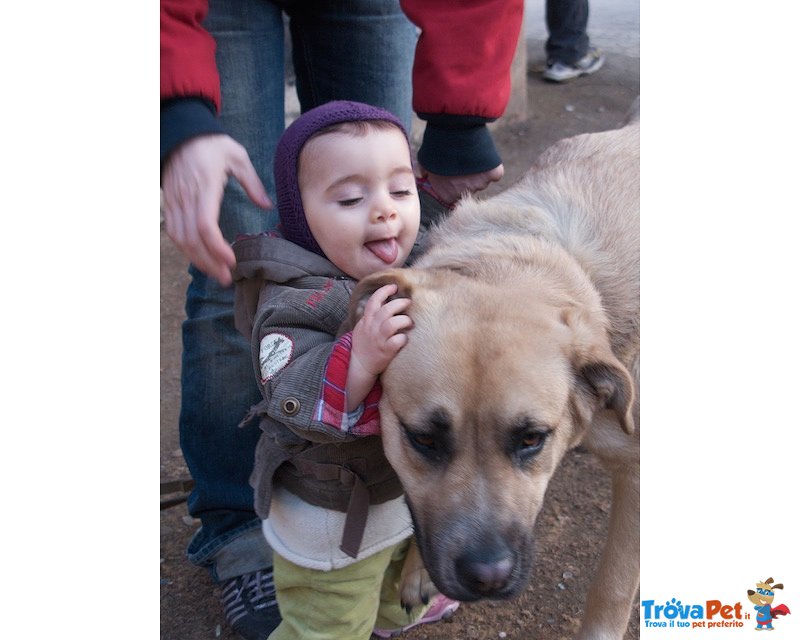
221, 569, 281, 640
543, 48, 605, 82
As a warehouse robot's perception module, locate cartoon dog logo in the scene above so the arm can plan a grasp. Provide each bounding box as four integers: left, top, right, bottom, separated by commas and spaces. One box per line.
747, 577, 791, 630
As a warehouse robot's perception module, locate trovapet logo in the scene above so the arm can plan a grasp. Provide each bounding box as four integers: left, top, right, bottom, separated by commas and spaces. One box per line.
642, 576, 792, 632
641, 598, 747, 630
746, 577, 791, 631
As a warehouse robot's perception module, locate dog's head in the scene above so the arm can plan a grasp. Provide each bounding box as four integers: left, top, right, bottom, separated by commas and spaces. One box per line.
348, 265, 634, 601
747, 578, 783, 606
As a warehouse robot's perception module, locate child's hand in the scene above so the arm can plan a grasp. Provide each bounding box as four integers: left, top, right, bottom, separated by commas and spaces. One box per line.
351, 284, 413, 377
346, 283, 412, 412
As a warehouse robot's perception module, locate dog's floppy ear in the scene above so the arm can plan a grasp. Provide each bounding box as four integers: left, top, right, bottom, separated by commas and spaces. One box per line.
564, 308, 636, 434
576, 357, 635, 434
341, 268, 417, 334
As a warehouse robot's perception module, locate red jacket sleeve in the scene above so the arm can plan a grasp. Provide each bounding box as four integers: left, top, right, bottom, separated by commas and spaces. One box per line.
400, 0, 524, 119
160, 0, 221, 112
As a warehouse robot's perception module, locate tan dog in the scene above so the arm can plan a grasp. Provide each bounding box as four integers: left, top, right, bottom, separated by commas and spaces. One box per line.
350, 114, 640, 638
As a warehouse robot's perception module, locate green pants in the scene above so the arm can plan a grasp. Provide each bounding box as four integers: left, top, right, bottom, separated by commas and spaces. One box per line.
269, 538, 426, 640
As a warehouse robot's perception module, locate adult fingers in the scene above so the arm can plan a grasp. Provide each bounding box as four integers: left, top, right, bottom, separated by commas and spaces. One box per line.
420, 164, 505, 204
226, 141, 273, 210
161, 135, 244, 285
164, 163, 233, 286
193, 182, 236, 286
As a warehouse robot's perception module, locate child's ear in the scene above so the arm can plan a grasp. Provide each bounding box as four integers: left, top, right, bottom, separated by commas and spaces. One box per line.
340, 269, 417, 335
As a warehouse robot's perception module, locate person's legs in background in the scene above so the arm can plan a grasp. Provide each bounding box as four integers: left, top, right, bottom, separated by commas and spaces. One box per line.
543, 0, 605, 82
287, 0, 417, 130
180, 1, 284, 638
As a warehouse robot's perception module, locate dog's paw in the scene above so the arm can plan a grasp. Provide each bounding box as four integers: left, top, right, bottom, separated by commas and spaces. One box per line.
399, 540, 439, 611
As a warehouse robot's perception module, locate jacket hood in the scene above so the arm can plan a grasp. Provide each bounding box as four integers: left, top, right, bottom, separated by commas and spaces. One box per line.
232, 233, 348, 339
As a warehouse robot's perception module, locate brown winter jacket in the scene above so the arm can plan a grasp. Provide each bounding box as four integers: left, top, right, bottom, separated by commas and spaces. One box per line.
232, 233, 403, 558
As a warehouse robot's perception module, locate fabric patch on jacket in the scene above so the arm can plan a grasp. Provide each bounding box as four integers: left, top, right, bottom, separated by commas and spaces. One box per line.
259, 333, 294, 383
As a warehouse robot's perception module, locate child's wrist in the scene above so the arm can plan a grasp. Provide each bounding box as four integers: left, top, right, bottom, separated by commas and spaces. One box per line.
350, 347, 382, 378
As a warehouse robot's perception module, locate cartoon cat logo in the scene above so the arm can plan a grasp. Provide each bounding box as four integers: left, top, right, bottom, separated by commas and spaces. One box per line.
747, 577, 791, 631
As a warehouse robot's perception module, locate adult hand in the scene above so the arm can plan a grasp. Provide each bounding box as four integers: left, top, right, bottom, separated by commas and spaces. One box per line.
162, 134, 272, 287
417, 164, 505, 204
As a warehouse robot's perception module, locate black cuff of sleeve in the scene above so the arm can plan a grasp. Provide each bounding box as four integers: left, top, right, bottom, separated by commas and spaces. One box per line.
417, 121, 502, 176
160, 98, 225, 166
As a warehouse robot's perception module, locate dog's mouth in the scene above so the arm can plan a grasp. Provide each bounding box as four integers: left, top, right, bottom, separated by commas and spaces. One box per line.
452, 561, 530, 602
407, 502, 535, 601
424, 535, 534, 602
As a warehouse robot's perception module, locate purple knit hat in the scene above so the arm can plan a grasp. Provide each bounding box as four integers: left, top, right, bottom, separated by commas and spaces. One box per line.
274, 100, 409, 256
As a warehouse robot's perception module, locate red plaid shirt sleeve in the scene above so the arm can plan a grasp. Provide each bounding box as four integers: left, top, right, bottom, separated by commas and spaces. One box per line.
314, 331, 382, 436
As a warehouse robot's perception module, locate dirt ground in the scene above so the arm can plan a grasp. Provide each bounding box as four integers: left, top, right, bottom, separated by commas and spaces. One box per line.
161, 42, 640, 640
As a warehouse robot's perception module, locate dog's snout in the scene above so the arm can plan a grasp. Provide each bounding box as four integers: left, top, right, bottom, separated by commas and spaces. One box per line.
455, 545, 514, 595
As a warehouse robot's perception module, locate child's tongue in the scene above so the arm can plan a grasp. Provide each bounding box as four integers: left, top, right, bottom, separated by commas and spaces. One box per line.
365, 238, 399, 264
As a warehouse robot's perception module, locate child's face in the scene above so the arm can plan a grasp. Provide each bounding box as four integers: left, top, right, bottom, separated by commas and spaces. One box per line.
298, 126, 420, 280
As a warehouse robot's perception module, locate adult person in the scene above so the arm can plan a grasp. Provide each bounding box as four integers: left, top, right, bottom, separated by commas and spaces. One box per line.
542, 0, 605, 82
160, 1, 523, 638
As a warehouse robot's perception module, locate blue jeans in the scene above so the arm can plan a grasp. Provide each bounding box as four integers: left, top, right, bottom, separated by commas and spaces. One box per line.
545, 0, 590, 65
181, 0, 417, 583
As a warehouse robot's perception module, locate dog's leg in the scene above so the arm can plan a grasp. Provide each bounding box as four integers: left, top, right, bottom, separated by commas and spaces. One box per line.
577, 462, 640, 640
398, 538, 439, 611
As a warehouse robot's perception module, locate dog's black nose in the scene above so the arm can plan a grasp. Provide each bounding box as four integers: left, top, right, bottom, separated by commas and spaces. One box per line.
455, 546, 514, 594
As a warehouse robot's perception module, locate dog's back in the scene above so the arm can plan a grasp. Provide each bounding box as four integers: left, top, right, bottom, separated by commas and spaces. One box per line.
419, 121, 640, 364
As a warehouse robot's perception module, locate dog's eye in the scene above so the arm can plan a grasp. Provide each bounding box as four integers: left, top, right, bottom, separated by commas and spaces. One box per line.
521, 432, 545, 449
409, 433, 441, 458
405, 430, 449, 463
400, 415, 453, 464
411, 434, 436, 449
513, 429, 548, 464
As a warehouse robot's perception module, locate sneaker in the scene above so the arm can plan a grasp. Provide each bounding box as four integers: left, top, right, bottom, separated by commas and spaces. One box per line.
372, 594, 460, 638
221, 569, 281, 640
543, 48, 605, 83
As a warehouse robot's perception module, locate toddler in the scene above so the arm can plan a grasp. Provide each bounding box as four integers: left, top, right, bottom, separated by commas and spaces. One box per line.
232, 101, 458, 640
